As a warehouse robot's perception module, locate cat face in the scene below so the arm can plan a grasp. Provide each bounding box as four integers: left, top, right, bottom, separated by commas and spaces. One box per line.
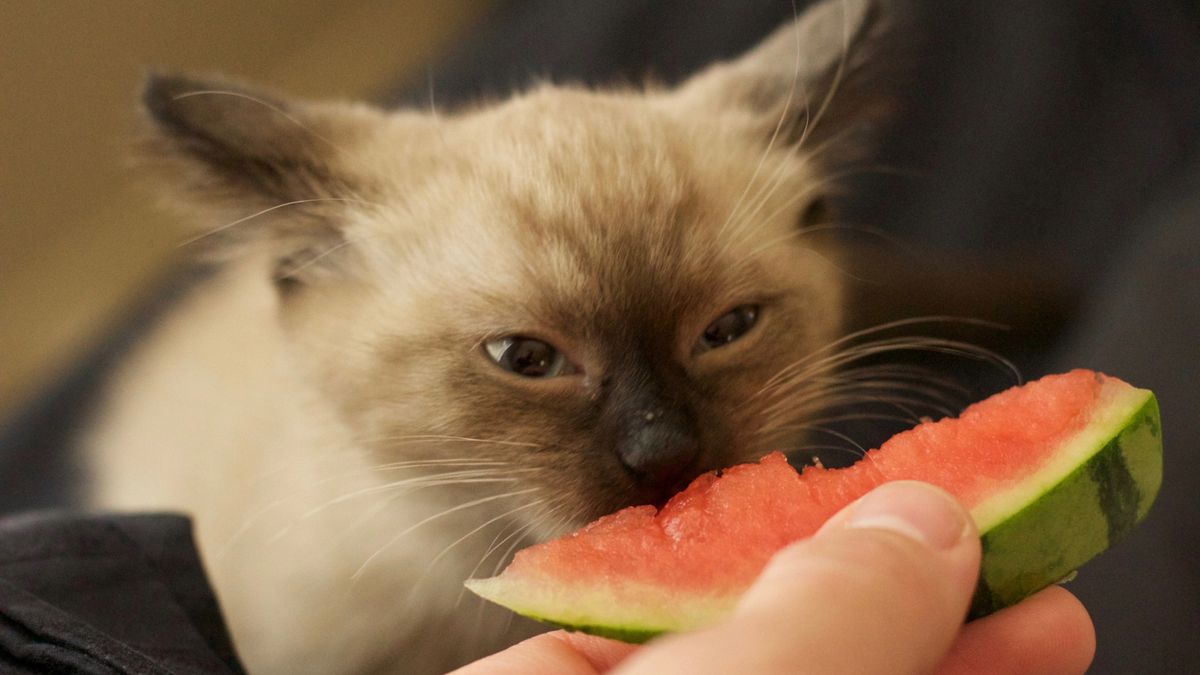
306, 88, 843, 524
140, 0, 902, 531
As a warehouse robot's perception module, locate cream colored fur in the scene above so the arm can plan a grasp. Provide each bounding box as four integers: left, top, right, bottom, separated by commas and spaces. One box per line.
85, 1, 905, 672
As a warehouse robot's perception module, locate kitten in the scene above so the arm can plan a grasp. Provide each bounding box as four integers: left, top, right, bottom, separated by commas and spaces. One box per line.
84, 0, 909, 672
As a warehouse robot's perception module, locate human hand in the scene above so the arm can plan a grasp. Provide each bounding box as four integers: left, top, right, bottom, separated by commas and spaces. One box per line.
454, 481, 1095, 674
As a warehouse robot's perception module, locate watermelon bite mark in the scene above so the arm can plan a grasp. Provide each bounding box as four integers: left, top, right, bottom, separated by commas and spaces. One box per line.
466, 370, 1162, 641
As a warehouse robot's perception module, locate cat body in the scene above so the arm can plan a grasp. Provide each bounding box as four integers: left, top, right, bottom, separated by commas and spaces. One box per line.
84, 1, 907, 672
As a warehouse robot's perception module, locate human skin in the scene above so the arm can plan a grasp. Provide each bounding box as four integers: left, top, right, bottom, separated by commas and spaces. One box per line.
454, 481, 1096, 675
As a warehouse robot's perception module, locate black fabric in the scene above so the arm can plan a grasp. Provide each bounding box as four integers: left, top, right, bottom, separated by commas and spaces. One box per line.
0, 512, 245, 674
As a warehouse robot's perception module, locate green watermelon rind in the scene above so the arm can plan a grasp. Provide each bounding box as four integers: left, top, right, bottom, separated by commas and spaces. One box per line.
467, 381, 1163, 640
463, 577, 738, 643
971, 390, 1161, 618
537, 620, 661, 645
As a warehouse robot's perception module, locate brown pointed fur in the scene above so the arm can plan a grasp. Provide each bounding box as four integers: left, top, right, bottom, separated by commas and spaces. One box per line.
84, 1, 912, 672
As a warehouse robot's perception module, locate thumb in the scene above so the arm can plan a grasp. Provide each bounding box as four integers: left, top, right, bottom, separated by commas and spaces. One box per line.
616, 481, 980, 675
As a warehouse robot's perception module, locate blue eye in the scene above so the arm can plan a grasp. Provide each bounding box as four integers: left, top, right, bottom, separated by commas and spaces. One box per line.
484, 337, 575, 378
698, 305, 759, 351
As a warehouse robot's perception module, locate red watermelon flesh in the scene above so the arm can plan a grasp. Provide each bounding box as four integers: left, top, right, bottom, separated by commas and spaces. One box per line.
466, 369, 1162, 640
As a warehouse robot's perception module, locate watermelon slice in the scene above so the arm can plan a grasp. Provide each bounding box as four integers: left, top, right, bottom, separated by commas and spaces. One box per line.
466, 370, 1162, 642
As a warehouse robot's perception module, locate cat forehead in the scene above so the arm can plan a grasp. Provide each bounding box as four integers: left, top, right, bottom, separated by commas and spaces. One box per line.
457, 93, 750, 310
360, 87, 815, 335
473, 89, 699, 211
455, 88, 797, 249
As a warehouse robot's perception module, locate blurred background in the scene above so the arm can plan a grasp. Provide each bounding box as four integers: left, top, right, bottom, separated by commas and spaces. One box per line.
0, 0, 490, 418
2, 1, 1198, 673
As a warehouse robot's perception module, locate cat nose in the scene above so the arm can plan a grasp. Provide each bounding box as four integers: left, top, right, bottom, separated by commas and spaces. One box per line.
618, 412, 699, 493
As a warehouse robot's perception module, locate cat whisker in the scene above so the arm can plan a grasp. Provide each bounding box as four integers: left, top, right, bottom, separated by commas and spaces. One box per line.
761, 388, 940, 433
357, 433, 541, 449
479, 516, 540, 584
459, 516, 532, 602
250, 467, 536, 547
419, 497, 547, 588
457, 518, 522, 612
762, 378, 963, 421
367, 459, 513, 471
350, 487, 541, 581
299, 470, 539, 521
761, 316, 1009, 390
463, 516, 543, 637
756, 327, 1016, 401
784, 410, 926, 430
781, 443, 867, 461
757, 422, 895, 481
773, 423, 868, 457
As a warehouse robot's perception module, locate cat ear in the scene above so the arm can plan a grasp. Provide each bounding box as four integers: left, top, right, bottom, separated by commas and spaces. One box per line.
139, 73, 386, 276
674, 0, 912, 157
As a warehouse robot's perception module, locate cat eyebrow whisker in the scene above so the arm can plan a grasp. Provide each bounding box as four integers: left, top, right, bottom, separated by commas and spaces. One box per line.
712, 0, 806, 245
725, 219, 868, 285
178, 196, 383, 248
719, 0, 862, 260
172, 89, 345, 154
755, 163, 910, 231
791, 0, 854, 153
721, 162, 909, 268
274, 238, 356, 280
717, 109, 845, 257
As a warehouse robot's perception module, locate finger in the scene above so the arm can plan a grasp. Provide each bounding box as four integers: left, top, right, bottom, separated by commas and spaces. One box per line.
561, 632, 642, 671
616, 481, 981, 675
448, 631, 639, 675
937, 585, 1095, 675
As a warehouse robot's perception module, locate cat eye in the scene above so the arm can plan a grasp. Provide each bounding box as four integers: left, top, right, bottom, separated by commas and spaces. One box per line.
697, 305, 760, 352
484, 336, 575, 378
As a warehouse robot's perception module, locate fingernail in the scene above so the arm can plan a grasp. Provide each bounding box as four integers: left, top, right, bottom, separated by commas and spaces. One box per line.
844, 481, 970, 550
